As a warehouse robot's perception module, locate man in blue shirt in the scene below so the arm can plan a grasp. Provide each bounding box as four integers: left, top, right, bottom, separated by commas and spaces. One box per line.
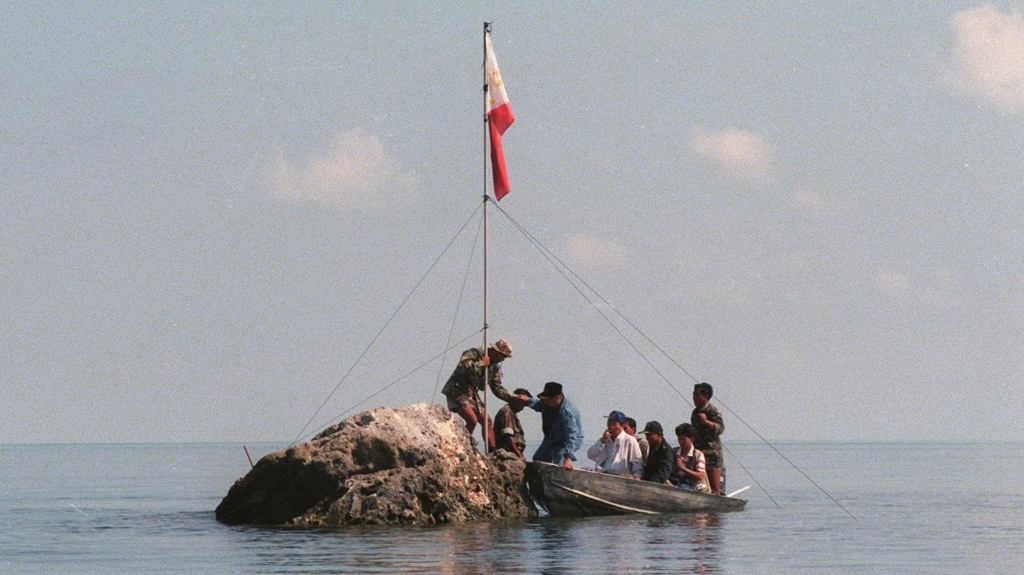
526, 382, 584, 470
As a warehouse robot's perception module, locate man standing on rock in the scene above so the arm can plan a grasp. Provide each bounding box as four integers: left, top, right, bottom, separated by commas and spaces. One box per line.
442, 339, 529, 451
526, 382, 584, 470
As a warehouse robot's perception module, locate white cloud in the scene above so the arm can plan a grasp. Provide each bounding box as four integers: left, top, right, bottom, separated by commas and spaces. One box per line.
875, 268, 960, 308
265, 128, 418, 206
786, 185, 856, 221
876, 272, 910, 298
941, 4, 1024, 114
688, 127, 775, 182
564, 235, 628, 269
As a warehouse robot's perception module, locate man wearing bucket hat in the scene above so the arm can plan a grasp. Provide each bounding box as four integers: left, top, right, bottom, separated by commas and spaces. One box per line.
525, 382, 584, 470
442, 339, 530, 451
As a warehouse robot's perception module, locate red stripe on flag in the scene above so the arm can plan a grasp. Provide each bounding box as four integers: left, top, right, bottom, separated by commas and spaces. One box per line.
488, 102, 514, 200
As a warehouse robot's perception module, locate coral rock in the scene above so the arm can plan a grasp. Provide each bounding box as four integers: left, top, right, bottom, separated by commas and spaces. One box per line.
215, 403, 534, 526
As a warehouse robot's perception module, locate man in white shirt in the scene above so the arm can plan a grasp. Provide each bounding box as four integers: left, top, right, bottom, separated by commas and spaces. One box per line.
586, 411, 644, 479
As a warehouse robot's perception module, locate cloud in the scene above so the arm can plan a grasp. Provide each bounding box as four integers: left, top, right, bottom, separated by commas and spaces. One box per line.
688, 127, 775, 182
265, 128, 418, 206
941, 4, 1024, 114
875, 268, 960, 308
564, 235, 628, 269
786, 185, 856, 221
875, 271, 910, 299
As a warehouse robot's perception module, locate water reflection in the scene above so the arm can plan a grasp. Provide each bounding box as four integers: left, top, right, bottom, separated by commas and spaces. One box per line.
222, 507, 729, 568
229, 513, 727, 574
642, 513, 724, 573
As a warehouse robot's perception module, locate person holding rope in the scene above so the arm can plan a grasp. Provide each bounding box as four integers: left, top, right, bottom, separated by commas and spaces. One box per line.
442, 339, 529, 452
691, 382, 725, 495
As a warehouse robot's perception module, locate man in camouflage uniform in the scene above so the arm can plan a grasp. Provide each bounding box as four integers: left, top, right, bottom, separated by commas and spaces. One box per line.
442, 339, 528, 451
494, 388, 532, 459
691, 382, 725, 495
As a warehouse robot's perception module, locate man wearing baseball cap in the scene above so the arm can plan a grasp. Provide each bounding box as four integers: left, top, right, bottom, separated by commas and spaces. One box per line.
441, 339, 529, 451
525, 381, 583, 470
639, 421, 674, 484
586, 410, 644, 479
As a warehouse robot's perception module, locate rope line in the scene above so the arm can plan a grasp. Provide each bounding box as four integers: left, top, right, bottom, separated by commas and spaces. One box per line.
491, 202, 779, 507
491, 199, 855, 517
296, 330, 483, 443
289, 204, 483, 446
432, 212, 484, 404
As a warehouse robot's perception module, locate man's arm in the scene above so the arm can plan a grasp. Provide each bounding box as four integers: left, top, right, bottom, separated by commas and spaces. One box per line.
625, 438, 644, 479
560, 406, 584, 464
710, 405, 724, 435
486, 367, 515, 402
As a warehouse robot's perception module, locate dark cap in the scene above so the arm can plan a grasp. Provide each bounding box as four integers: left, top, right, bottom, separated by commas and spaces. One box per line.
694, 382, 714, 398
537, 381, 563, 399
605, 410, 627, 423
641, 421, 664, 435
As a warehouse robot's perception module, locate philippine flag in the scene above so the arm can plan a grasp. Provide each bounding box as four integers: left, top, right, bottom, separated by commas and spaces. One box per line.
485, 32, 515, 200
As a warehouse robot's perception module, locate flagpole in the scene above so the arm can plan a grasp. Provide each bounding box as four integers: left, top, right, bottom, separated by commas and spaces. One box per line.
481, 21, 491, 455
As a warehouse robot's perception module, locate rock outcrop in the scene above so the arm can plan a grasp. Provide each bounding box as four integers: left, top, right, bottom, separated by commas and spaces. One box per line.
215, 403, 534, 526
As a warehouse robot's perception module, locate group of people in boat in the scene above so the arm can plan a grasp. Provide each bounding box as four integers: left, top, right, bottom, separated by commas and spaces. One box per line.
442, 339, 727, 496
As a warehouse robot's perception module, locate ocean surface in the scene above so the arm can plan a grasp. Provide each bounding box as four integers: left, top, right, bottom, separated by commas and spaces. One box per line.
2, 441, 1022, 574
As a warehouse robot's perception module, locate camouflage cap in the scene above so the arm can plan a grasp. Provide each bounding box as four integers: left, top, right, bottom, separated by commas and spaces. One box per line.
490, 339, 513, 357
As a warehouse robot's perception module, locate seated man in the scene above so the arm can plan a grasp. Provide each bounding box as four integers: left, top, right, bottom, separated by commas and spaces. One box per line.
624, 417, 650, 462
586, 411, 643, 479
639, 421, 673, 484
668, 423, 710, 493
494, 388, 532, 459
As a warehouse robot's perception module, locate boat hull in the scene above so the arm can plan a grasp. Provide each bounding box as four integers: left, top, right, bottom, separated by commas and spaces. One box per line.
526, 461, 747, 517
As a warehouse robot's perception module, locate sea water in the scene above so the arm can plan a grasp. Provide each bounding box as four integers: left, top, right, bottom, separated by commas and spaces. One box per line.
1, 441, 1022, 574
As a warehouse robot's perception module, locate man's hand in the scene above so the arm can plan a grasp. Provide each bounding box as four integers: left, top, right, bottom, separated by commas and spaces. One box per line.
563, 458, 574, 471
600, 430, 611, 444
480, 356, 491, 367
514, 394, 530, 403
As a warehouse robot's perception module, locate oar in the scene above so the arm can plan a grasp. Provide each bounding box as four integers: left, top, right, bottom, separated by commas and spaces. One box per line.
726, 485, 750, 498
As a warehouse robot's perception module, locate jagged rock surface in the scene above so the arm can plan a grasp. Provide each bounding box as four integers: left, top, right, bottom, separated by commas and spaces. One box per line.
215, 403, 533, 526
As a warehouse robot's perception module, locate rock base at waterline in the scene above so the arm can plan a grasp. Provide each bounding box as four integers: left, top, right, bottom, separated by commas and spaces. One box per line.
215, 403, 534, 527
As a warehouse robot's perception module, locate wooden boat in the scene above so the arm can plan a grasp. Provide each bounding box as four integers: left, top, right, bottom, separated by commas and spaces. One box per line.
526, 461, 747, 516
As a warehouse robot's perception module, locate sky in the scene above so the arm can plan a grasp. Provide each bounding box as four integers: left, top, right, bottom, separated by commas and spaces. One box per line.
2, 2, 1023, 444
